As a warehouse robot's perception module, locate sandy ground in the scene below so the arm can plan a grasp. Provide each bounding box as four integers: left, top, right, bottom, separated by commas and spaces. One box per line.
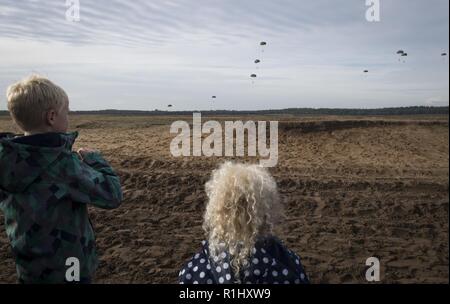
0, 114, 448, 283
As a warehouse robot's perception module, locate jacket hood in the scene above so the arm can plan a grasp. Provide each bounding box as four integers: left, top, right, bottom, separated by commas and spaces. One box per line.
0, 132, 78, 193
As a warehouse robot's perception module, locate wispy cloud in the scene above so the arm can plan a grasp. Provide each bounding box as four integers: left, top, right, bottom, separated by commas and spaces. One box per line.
0, 0, 448, 110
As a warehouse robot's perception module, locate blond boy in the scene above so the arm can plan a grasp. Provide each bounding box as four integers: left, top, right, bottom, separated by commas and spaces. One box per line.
0, 75, 122, 283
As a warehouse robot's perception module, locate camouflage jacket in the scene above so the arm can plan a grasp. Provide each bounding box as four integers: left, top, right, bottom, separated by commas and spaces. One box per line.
0, 131, 123, 283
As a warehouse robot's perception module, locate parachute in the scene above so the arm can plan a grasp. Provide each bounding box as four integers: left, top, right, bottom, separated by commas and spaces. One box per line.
250, 74, 257, 78
396, 51, 408, 63
167, 104, 173, 108
254, 59, 261, 70
211, 96, 216, 99
363, 70, 369, 73
260, 41, 267, 54
442, 53, 447, 56
396, 50, 407, 62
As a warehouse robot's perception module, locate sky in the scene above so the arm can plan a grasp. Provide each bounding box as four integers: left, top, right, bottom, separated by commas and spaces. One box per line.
0, 0, 448, 111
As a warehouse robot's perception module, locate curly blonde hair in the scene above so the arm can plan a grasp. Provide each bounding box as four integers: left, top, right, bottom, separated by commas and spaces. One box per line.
203, 162, 283, 276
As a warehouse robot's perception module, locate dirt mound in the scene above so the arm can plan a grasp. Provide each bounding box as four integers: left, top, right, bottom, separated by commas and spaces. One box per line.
279, 119, 448, 134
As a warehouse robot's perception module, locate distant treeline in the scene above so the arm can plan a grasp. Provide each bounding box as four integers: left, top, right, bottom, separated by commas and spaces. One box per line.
0, 106, 448, 116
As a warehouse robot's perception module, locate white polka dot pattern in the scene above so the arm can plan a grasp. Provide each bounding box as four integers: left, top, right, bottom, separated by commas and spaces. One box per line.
178, 237, 310, 284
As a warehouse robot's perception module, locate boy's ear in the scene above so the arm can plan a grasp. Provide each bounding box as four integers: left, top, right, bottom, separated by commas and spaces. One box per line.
45, 109, 57, 126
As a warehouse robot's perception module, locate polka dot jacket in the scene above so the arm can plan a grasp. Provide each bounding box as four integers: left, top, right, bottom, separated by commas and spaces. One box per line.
179, 236, 309, 284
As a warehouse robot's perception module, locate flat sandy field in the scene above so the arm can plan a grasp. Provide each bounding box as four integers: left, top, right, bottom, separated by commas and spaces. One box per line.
0, 114, 448, 283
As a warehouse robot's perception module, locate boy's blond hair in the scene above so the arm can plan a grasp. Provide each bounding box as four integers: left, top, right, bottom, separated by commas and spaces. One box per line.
6, 75, 68, 131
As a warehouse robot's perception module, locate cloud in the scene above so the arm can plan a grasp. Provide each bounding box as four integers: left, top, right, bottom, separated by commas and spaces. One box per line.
0, 0, 448, 110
